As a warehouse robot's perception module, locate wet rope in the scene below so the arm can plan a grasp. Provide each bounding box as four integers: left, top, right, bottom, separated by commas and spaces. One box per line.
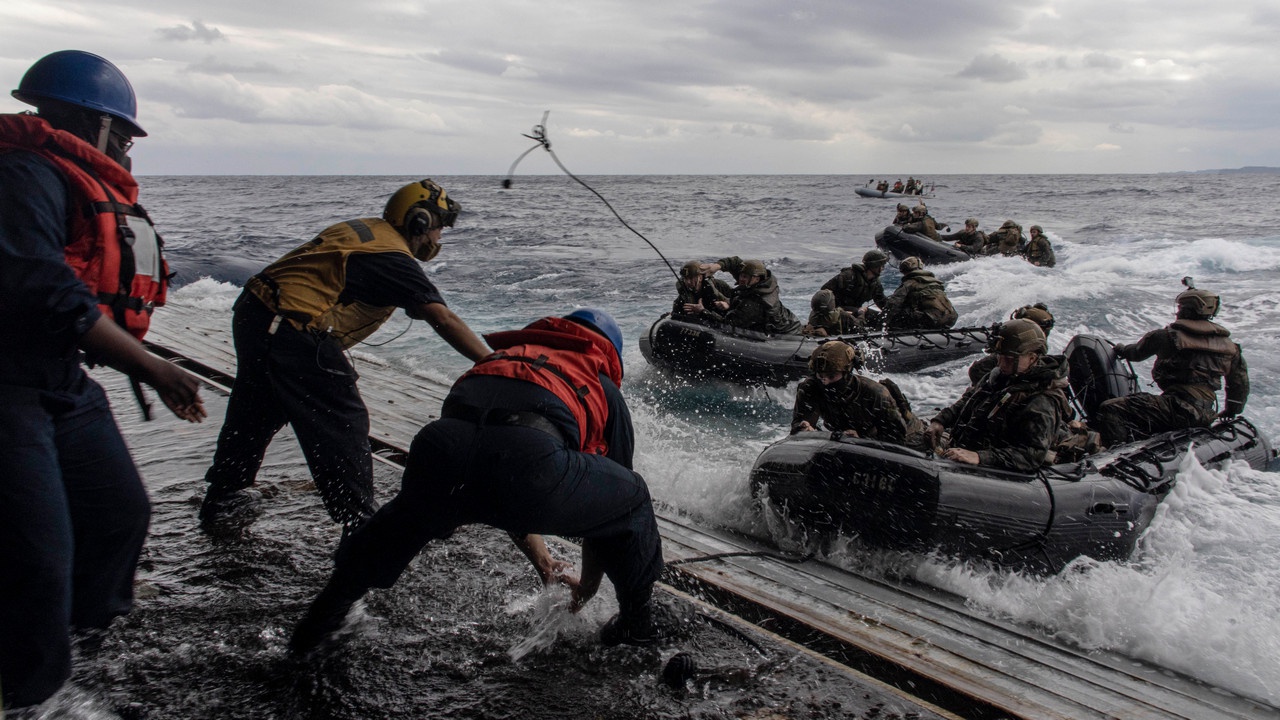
666, 549, 815, 567
501, 111, 681, 282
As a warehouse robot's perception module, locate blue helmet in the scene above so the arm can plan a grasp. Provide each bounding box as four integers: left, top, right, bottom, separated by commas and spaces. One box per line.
564, 308, 623, 366
13, 50, 146, 137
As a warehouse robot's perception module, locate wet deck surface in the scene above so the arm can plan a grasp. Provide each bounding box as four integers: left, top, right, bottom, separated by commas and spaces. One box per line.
55, 302, 1276, 720
47, 365, 953, 719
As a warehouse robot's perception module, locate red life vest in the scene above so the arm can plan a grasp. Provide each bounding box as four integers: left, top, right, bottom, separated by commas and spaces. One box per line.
461, 317, 624, 455
0, 114, 167, 340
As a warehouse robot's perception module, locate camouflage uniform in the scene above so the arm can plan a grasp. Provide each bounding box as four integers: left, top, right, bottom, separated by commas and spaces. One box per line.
883, 269, 959, 330
946, 228, 987, 255
932, 355, 1074, 472
1094, 320, 1249, 446
717, 256, 802, 335
901, 213, 943, 241
791, 375, 912, 444
1024, 232, 1056, 268
672, 275, 731, 321
985, 223, 1025, 256
967, 353, 998, 386
803, 308, 862, 336
821, 264, 887, 316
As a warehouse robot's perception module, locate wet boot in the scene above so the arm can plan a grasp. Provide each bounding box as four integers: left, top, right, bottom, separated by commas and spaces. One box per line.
199, 487, 263, 535
288, 577, 368, 657
600, 587, 661, 647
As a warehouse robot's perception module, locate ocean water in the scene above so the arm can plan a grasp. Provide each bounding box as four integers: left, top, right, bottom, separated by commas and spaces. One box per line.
145, 172, 1280, 705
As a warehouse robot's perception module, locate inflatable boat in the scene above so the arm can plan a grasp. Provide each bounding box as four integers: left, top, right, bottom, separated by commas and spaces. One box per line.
875, 225, 972, 265
856, 187, 935, 200
749, 334, 1278, 573
639, 314, 991, 386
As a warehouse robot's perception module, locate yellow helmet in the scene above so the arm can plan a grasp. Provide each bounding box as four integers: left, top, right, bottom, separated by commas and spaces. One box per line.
383, 179, 459, 232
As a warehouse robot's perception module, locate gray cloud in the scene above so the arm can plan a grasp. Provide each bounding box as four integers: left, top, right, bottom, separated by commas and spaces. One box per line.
5, 0, 1280, 173
156, 20, 225, 44
956, 54, 1029, 83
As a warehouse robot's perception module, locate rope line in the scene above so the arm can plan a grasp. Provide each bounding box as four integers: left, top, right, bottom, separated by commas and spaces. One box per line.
503, 111, 680, 282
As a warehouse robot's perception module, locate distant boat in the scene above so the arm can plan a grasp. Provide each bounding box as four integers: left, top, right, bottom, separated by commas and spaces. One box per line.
856, 186, 935, 200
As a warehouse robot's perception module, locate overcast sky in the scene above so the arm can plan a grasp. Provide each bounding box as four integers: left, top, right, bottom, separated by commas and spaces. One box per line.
4, 0, 1279, 175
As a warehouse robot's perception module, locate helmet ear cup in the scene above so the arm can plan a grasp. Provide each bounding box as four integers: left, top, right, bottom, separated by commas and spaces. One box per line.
406, 208, 434, 237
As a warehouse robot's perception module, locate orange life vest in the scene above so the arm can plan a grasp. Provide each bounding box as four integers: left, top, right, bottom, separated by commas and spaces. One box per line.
461, 317, 623, 455
0, 114, 167, 340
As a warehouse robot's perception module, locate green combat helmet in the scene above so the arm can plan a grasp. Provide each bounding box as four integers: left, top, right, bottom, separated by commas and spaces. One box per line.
993, 318, 1047, 355
810, 288, 837, 312
680, 260, 703, 279
741, 259, 767, 277
1176, 277, 1219, 319
861, 249, 889, 269
899, 256, 923, 273
808, 340, 864, 373
1011, 303, 1054, 336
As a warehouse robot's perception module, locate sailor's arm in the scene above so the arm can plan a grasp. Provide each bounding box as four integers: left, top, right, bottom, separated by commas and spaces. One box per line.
508, 532, 579, 589
411, 301, 490, 362
79, 315, 206, 422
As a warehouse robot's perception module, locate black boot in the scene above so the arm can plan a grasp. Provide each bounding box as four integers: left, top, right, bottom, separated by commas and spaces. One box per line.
601, 590, 662, 647
288, 578, 367, 656
199, 487, 263, 535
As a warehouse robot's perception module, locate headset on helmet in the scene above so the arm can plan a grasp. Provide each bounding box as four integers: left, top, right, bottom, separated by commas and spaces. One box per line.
384, 179, 459, 235
993, 318, 1047, 355
564, 307, 624, 369
808, 340, 863, 374
1011, 303, 1054, 334
13, 50, 146, 137
899, 256, 923, 273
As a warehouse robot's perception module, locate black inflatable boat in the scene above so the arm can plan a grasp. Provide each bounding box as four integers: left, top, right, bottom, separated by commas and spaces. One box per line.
856, 187, 935, 200
749, 334, 1278, 572
875, 225, 972, 265
639, 314, 992, 386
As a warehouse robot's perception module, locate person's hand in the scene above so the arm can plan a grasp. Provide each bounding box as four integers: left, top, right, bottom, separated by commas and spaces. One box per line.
544, 558, 580, 590
713, 300, 730, 311
143, 360, 206, 423
1218, 408, 1239, 420
925, 420, 945, 445
841, 429, 860, 438
941, 447, 980, 465
569, 568, 601, 612
796, 421, 816, 432
682, 301, 704, 315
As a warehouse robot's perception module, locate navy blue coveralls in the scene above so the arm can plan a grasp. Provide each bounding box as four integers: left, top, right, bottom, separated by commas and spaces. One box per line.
202, 254, 446, 529
0, 151, 151, 709
330, 373, 664, 616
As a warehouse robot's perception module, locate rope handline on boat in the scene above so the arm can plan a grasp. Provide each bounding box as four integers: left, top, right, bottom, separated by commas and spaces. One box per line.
502, 111, 680, 282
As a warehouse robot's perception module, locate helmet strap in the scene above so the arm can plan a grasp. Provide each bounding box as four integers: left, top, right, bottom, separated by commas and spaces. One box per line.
96, 114, 113, 154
